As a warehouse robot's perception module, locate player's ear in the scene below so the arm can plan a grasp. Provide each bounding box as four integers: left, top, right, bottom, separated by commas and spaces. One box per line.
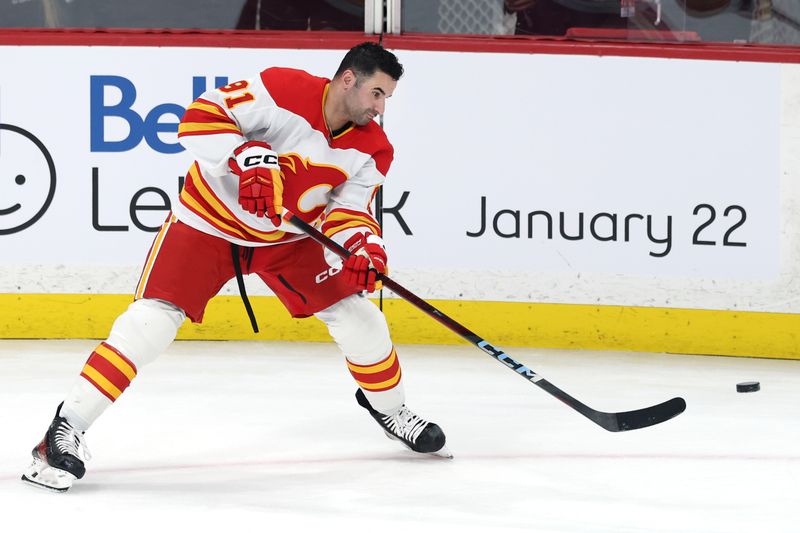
341, 69, 357, 90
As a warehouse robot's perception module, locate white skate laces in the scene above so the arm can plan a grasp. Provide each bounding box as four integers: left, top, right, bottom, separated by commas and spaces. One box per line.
54, 422, 92, 462
355, 388, 449, 457
381, 406, 428, 444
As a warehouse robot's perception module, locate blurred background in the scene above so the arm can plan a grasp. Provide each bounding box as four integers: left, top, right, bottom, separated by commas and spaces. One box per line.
0, 0, 797, 45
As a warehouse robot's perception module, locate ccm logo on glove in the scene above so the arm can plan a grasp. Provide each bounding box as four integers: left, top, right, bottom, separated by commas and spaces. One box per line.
242, 153, 278, 167
228, 141, 284, 226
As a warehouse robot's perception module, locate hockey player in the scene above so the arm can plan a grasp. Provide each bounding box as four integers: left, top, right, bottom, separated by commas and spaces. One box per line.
22, 42, 449, 492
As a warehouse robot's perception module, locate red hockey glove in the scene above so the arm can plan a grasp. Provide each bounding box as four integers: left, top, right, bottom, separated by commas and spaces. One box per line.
228, 141, 284, 226
342, 232, 387, 293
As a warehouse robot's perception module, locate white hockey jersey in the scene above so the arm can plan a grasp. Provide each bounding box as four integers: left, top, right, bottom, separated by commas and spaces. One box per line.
175, 67, 390, 247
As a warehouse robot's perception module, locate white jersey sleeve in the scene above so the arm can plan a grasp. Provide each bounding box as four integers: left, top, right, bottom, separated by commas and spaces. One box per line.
178, 77, 279, 176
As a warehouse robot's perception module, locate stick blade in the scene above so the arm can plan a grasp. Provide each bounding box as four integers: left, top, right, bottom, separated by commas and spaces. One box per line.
595, 397, 687, 432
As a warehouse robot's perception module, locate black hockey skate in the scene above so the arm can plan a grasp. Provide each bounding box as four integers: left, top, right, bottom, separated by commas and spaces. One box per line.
356, 389, 452, 458
21, 403, 90, 492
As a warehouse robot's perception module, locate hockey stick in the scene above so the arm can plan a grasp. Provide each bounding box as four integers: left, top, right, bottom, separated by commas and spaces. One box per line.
285, 212, 686, 432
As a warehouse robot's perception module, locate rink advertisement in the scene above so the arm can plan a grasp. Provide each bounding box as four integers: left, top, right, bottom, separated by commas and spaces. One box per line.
386, 52, 780, 281
1, 42, 798, 357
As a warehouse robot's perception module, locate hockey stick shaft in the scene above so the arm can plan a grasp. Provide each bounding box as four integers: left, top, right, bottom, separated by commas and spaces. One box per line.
285, 212, 685, 432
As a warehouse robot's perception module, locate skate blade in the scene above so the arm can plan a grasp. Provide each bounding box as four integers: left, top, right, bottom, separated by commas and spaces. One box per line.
21, 458, 75, 492
383, 431, 454, 459
430, 445, 453, 459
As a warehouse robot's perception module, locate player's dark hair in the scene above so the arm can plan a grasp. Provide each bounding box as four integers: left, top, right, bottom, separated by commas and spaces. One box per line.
334, 42, 404, 81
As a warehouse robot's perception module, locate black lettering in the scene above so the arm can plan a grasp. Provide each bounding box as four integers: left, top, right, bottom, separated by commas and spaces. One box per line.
466, 195, 487, 237
723, 205, 747, 247
559, 212, 584, 241
648, 215, 672, 257
130, 187, 171, 232
493, 209, 520, 238
624, 213, 644, 241
243, 155, 262, 167
692, 204, 716, 246
527, 211, 553, 239
590, 212, 617, 242
381, 190, 412, 235
92, 167, 128, 232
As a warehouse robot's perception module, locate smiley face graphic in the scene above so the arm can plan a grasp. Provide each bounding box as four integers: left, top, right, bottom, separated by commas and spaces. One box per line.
0, 124, 56, 235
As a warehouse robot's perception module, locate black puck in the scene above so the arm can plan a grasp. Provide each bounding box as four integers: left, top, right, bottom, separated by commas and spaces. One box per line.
736, 381, 760, 393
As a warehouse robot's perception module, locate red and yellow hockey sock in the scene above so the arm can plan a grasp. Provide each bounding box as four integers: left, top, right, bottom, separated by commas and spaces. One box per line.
79, 342, 138, 402
347, 347, 402, 393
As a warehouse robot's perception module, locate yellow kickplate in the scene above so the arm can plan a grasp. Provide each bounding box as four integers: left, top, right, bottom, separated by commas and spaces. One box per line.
1, 294, 799, 359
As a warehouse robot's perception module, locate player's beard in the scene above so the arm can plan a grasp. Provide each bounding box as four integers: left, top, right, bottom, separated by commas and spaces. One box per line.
346, 102, 374, 126
353, 110, 375, 126
345, 93, 376, 126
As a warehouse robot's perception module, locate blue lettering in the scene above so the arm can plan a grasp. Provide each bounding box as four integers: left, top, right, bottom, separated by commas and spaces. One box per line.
90, 75, 143, 152
144, 103, 184, 154
90, 75, 229, 154
192, 76, 229, 100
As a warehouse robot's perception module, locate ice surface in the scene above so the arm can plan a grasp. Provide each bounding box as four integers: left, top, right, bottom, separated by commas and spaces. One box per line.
1, 339, 797, 533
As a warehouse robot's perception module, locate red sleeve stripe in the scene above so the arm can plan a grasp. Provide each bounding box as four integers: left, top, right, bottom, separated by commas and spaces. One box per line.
322, 209, 381, 238
178, 99, 241, 138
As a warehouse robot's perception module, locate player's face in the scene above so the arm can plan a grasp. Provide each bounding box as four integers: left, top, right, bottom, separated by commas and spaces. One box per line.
346, 71, 397, 126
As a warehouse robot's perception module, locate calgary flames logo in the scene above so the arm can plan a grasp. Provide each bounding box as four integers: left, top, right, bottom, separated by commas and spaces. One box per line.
279, 153, 348, 222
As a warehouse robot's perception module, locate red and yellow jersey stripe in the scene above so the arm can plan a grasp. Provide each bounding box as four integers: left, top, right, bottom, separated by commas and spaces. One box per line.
322, 208, 381, 240
178, 98, 241, 138
179, 162, 295, 244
